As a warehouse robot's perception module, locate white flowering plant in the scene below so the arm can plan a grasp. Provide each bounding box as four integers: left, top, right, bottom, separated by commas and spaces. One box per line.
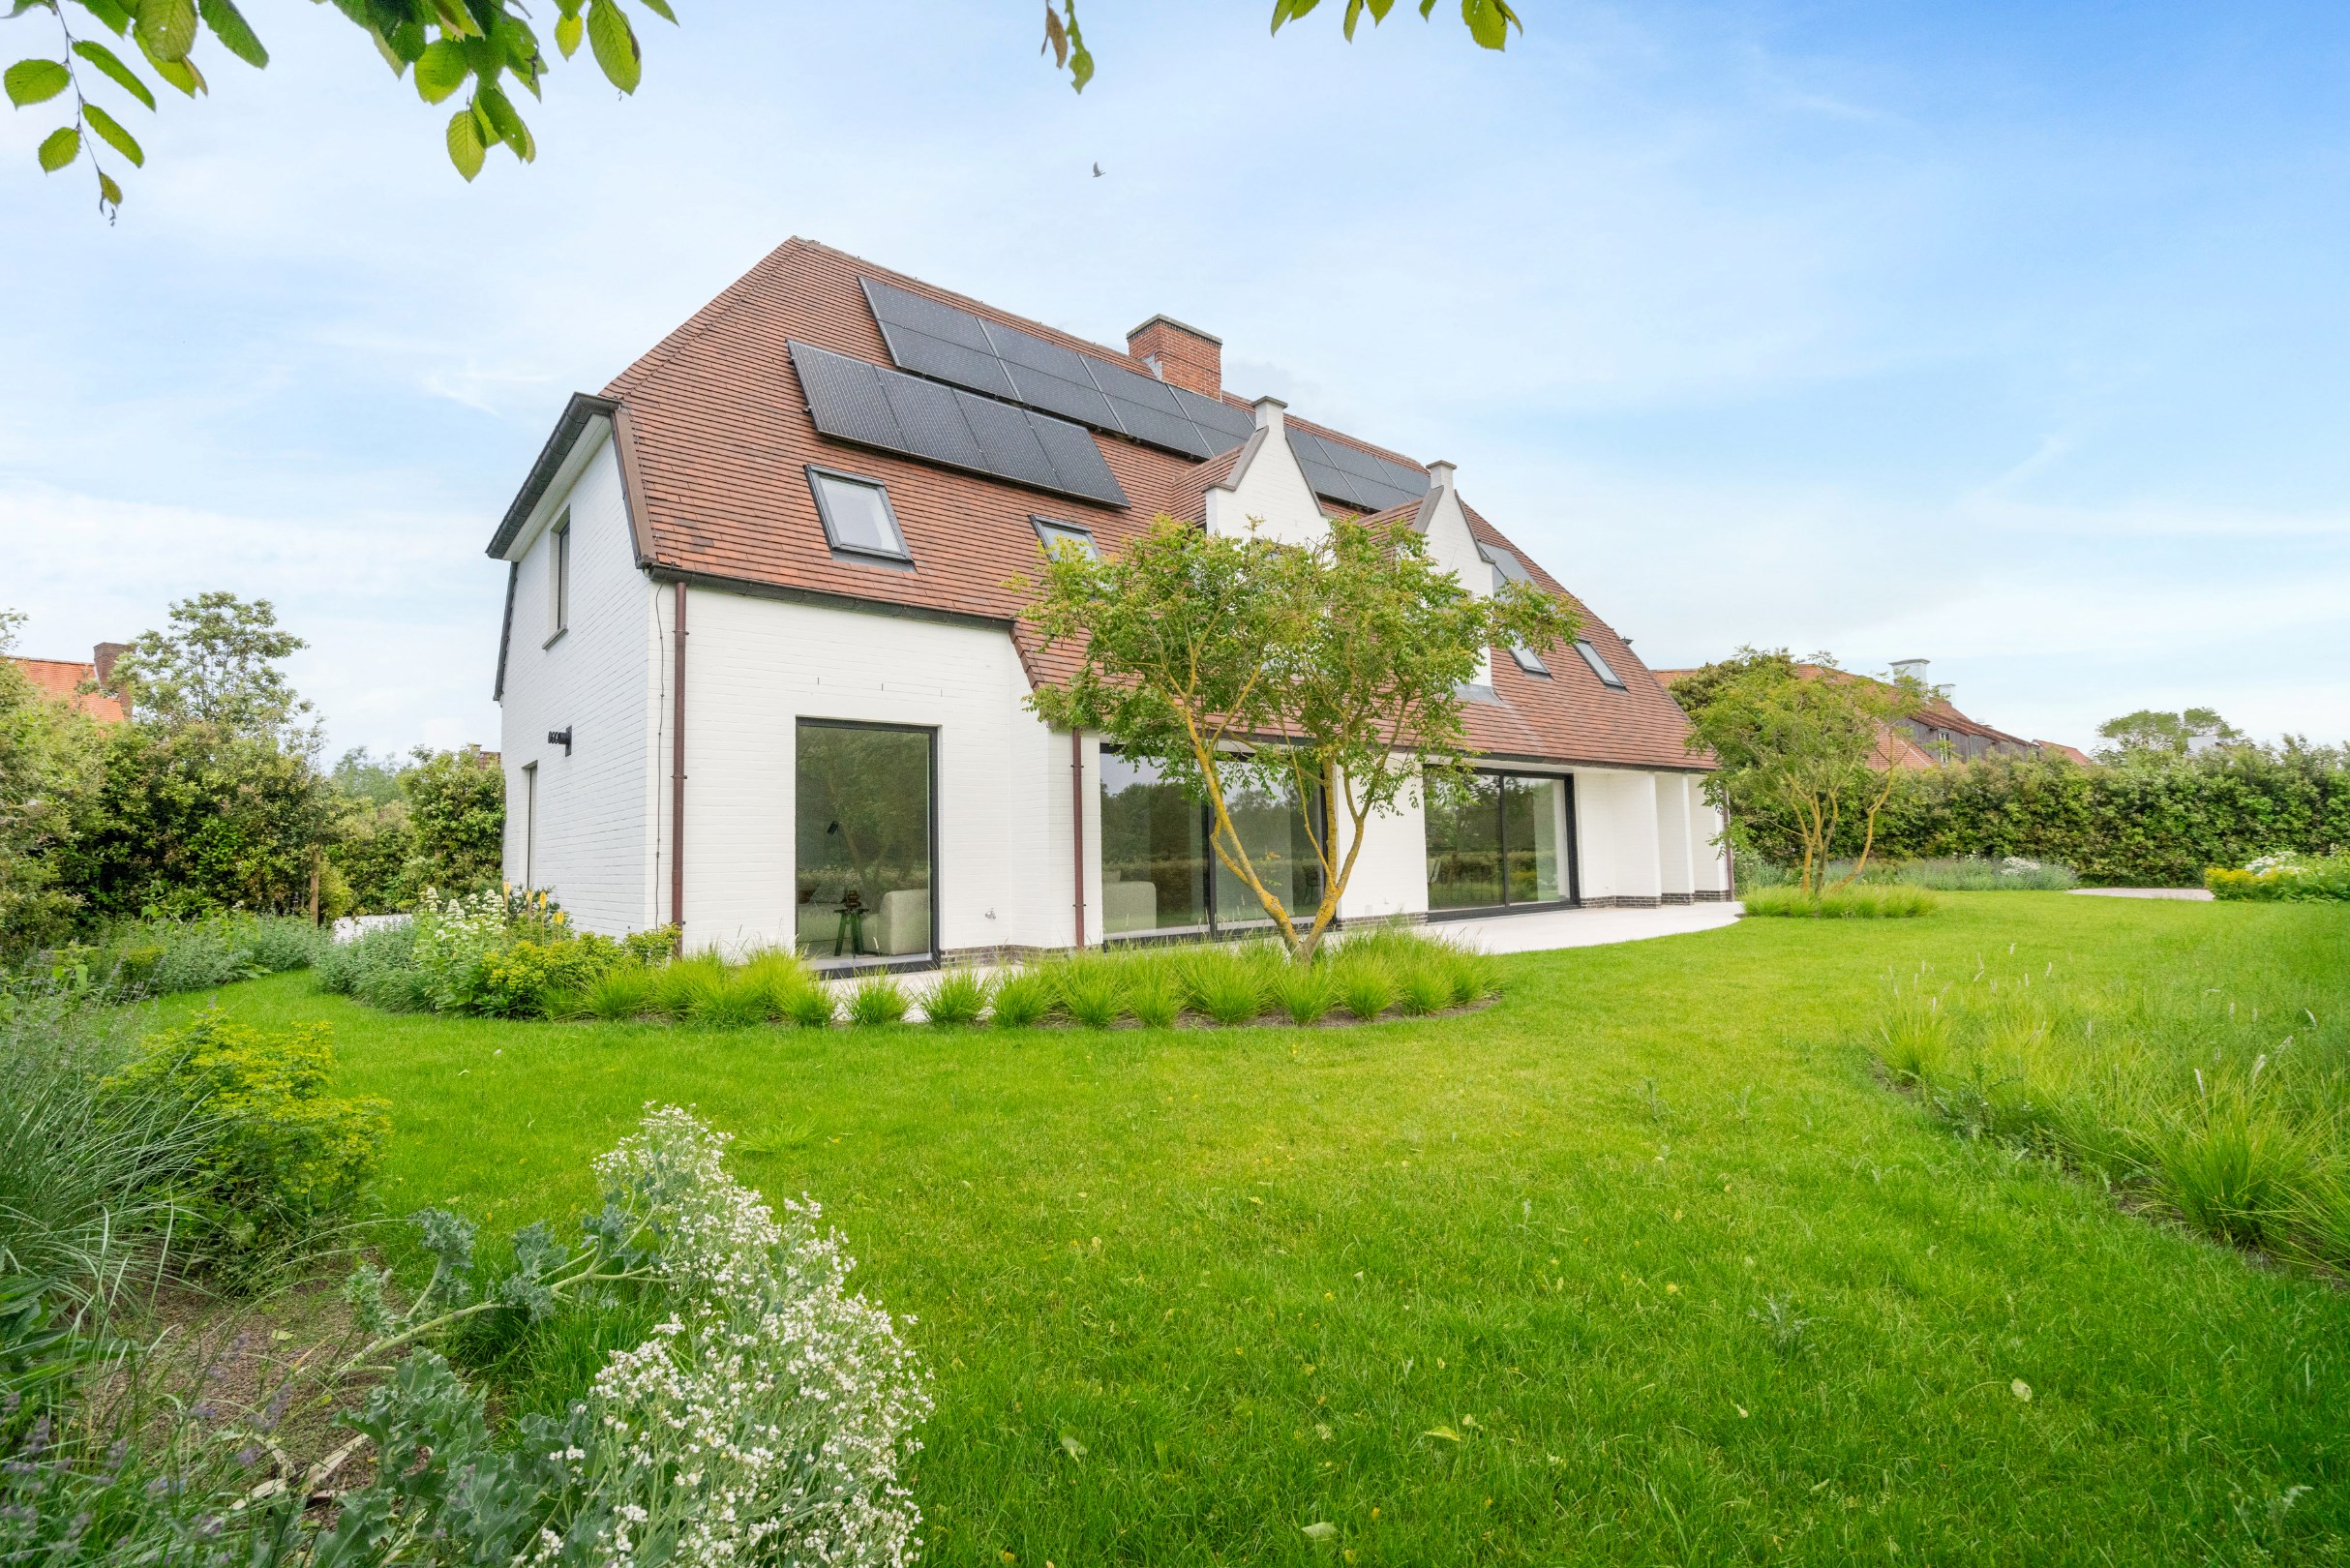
316, 1106, 931, 1568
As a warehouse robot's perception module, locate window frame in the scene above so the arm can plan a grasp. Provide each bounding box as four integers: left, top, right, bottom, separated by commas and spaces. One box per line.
1574, 639, 1628, 690
545, 510, 571, 646
1030, 515, 1100, 560
521, 760, 538, 889
1424, 768, 1580, 918
1509, 644, 1552, 678
794, 716, 940, 970
1099, 744, 1328, 945
805, 466, 912, 563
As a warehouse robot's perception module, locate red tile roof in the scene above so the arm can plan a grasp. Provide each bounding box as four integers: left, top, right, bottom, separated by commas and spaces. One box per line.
9, 658, 126, 723
514, 237, 1704, 774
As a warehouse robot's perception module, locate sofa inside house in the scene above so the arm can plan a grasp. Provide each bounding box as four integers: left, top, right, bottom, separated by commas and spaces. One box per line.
795, 885, 931, 957
1102, 877, 1158, 935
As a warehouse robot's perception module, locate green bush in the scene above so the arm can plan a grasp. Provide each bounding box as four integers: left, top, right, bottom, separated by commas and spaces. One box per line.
846, 976, 911, 1027
1050, 956, 1126, 1028
785, 984, 839, 1028
2206, 854, 2350, 901
1743, 885, 1937, 919
578, 965, 654, 1021
922, 970, 991, 1026
1126, 959, 1181, 1029
1269, 965, 1334, 1024
1331, 955, 1399, 1021
464, 934, 622, 1018
990, 972, 1053, 1029
1177, 948, 1269, 1025
102, 1008, 387, 1260
648, 954, 728, 1021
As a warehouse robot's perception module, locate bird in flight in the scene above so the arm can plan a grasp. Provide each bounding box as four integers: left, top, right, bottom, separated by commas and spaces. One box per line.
1092, 162, 1104, 177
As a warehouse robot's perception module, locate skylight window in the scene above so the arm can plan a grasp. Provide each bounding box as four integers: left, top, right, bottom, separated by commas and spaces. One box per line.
1031, 516, 1100, 559
1575, 639, 1627, 689
1509, 644, 1552, 678
806, 467, 909, 561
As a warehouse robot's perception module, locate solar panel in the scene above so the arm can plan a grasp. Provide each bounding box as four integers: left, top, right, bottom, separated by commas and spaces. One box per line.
881, 326, 1019, 402
1318, 437, 1391, 483
955, 388, 1062, 491
1373, 457, 1431, 498
1171, 387, 1254, 450
1086, 358, 1187, 417
859, 278, 995, 352
1003, 364, 1121, 430
880, 371, 984, 472
1104, 397, 1216, 459
1025, 409, 1128, 505
983, 321, 1098, 383
791, 342, 903, 450
790, 341, 1129, 508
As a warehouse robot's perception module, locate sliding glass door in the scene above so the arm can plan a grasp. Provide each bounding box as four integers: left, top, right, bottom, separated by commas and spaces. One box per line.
795, 720, 935, 962
1427, 770, 1574, 913
1100, 750, 1323, 938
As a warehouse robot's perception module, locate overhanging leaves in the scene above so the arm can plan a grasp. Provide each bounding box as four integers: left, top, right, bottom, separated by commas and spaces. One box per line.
134, 0, 198, 64
4, 57, 71, 106
195, 0, 268, 68
82, 99, 143, 164
36, 123, 78, 170
443, 102, 484, 179
585, 0, 639, 92
73, 40, 158, 109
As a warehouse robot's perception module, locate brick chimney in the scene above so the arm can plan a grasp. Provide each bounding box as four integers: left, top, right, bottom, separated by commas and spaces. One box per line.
1126, 315, 1221, 398
92, 641, 130, 685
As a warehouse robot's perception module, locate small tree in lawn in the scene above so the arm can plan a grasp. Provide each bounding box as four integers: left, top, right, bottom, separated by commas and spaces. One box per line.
1021, 512, 1575, 964
1676, 648, 1925, 897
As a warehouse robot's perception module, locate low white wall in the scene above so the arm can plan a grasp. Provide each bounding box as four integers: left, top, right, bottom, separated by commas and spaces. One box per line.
1655, 774, 1696, 898
1573, 769, 1664, 903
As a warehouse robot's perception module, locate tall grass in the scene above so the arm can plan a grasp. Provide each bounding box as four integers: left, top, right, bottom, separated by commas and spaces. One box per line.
1869, 923, 2350, 1273
0, 990, 207, 1312
1745, 884, 1938, 919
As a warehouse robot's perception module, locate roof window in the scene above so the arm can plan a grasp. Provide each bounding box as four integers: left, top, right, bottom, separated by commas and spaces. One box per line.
1031, 516, 1100, 559
1509, 644, 1552, 678
806, 467, 910, 562
1575, 639, 1627, 690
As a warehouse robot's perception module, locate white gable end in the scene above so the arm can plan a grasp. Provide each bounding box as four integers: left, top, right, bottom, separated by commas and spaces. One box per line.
1204, 398, 1327, 547
1415, 465, 1492, 686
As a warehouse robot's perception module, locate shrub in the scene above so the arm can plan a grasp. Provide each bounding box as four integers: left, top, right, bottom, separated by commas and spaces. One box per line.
1269, 965, 1334, 1025
1332, 957, 1399, 1022
467, 934, 622, 1018
846, 976, 911, 1027
922, 969, 991, 1026
2207, 853, 2350, 902
689, 969, 774, 1030
0, 989, 211, 1305
785, 984, 839, 1028
1743, 885, 1937, 919
1177, 948, 1267, 1025
315, 917, 413, 994
649, 954, 729, 1021
1126, 960, 1181, 1029
102, 1008, 387, 1261
580, 965, 655, 1022
623, 924, 682, 962
991, 972, 1053, 1029
1052, 957, 1126, 1028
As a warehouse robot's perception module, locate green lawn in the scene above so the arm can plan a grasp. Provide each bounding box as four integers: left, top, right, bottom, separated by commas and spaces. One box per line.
175, 894, 2350, 1566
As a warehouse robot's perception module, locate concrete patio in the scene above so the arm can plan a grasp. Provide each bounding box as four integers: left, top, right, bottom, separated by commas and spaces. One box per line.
1435, 900, 1744, 953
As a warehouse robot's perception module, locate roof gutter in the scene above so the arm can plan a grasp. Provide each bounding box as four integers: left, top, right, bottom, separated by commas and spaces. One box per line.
485, 392, 622, 560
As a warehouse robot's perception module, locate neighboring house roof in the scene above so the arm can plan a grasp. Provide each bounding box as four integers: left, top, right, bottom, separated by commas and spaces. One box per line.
492, 236, 1705, 774
1651, 662, 2086, 768
10, 655, 127, 723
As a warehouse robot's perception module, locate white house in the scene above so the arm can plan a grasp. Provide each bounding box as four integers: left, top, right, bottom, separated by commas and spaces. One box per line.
488, 238, 1727, 967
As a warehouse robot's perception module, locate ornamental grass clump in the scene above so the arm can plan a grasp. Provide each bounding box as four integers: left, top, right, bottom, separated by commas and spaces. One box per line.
580, 965, 654, 1022
1331, 955, 1399, 1022
785, 984, 839, 1028
1050, 956, 1126, 1029
1743, 884, 1937, 919
1125, 958, 1182, 1030
921, 969, 992, 1026
687, 969, 772, 1031
846, 976, 911, 1027
1177, 948, 1269, 1025
649, 954, 729, 1020
989, 972, 1054, 1029
1269, 965, 1334, 1025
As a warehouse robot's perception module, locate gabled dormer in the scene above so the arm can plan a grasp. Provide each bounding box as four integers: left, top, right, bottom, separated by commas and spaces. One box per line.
1408, 462, 1494, 687
1202, 397, 1330, 545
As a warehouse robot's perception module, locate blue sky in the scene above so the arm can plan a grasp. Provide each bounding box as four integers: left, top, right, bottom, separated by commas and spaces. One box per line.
6, 0, 2346, 756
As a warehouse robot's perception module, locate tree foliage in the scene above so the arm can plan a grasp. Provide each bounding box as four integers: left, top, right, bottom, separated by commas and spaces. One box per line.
2095, 707, 2245, 763
1022, 511, 1573, 962
1675, 648, 1926, 896
13, 0, 1521, 216
6, 0, 678, 216
0, 609, 106, 948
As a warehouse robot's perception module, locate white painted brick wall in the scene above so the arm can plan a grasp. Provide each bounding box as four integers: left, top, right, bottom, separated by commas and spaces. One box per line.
496, 433, 662, 937
678, 588, 1070, 957
1655, 773, 1697, 896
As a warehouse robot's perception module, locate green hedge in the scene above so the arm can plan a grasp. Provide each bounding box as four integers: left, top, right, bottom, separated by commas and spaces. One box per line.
1727, 749, 2350, 888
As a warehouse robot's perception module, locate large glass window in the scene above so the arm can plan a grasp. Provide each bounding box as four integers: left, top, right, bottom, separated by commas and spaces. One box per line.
1100, 750, 1324, 938
1100, 750, 1209, 935
1427, 770, 1574, 911
795, 721, 933, 961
